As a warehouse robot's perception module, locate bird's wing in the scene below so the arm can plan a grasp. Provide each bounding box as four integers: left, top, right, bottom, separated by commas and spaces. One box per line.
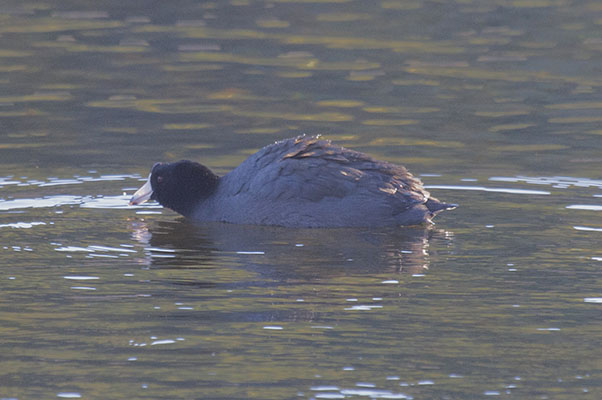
227, 136, 429, 213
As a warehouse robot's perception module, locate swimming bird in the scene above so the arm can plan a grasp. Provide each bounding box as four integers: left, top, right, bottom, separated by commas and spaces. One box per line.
129, 136, 456, 227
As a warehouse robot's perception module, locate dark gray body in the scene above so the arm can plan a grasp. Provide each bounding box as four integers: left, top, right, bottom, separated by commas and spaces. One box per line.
192, 136, 453, 228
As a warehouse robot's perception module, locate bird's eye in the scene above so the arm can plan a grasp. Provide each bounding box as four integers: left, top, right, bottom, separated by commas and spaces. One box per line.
156, 175, 164, 184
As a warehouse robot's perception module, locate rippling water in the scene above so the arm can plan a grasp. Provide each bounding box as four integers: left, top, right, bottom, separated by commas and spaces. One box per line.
2, 0, 602, 399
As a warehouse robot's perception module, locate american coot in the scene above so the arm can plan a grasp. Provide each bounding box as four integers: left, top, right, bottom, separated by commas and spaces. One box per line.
130, 136, 456, 227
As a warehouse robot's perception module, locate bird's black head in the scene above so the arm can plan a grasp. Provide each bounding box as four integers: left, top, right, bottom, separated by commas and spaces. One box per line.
131, 160, 219, 217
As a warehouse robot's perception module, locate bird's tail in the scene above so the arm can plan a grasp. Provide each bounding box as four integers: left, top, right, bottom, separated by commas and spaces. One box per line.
426, 197, 458, 216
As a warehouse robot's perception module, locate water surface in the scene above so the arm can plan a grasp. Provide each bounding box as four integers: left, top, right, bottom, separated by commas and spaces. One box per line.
1, 1, 602, 399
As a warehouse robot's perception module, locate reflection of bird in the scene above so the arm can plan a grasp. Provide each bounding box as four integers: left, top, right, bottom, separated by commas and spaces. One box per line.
130, 219, 450, 276
130, 136, 456, 227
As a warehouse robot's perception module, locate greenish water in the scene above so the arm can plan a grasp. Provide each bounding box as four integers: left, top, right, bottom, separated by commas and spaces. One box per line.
1, 1, 602, 399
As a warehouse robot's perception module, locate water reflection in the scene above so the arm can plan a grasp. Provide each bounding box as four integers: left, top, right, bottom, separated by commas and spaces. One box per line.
1, 0, 602, 397
129, 218, 453, 277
